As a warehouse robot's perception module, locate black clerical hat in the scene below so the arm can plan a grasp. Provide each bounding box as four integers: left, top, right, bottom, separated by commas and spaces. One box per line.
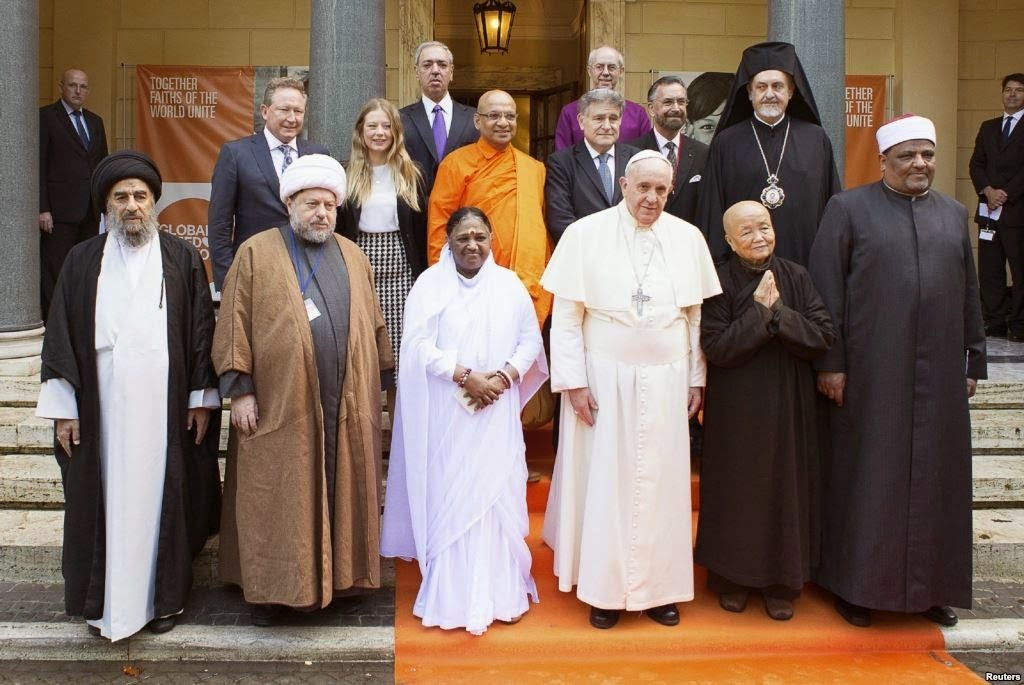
715, 41, 824, 135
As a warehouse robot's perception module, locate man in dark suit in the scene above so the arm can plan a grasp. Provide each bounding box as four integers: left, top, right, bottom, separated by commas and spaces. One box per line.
399, 41, 478, 197
970, 73, 1024, 340
208, 77, 329, 290
545, 88, 640, 243
39, 68, 108, 318
627, 75, 708, 226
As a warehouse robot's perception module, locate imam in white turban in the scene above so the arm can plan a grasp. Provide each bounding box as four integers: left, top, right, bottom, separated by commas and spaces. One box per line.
279, 153, 348, 204
876, 114, 936, 153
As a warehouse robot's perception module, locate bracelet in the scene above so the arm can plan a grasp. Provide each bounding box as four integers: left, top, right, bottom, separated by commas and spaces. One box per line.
496, 369, 513, 389
456, 368, 472, 387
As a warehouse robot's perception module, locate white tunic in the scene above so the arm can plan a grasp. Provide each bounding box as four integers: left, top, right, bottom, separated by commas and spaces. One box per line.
540, 204, 720, 611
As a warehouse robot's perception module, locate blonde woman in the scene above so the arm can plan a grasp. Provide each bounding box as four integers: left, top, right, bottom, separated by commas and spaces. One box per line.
340, 98, 426, 409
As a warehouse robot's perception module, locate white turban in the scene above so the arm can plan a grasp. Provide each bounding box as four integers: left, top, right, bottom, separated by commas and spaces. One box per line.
625, 149, 673, 174
876, 114, 936, 153
279, 153, 348, 204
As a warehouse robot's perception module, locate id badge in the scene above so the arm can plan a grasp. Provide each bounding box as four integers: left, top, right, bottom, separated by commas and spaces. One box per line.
304, 297, 322, 321
980, 227, 996, 242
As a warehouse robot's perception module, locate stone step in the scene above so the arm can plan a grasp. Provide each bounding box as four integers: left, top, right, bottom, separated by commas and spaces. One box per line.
973, 454, 1024, 505
973, 509, 1024, 582
0, 622, 392, 662
971, 381, 1024, 409
0, 509, 396, 588
971, 409, 1024, 454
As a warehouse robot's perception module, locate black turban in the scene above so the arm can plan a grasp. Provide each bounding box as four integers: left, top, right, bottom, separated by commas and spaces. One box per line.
714, 41, 824, 136
91, 149, 163, 212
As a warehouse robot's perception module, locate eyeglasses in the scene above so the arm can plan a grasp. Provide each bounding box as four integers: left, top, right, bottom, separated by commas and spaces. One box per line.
653, 98, 689, 107
590, 63, 621, 73
477, 111, 517, 122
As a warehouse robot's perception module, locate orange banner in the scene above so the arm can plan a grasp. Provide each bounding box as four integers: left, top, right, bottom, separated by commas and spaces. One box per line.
844, 75, 887, 189
135, 65, 255, 280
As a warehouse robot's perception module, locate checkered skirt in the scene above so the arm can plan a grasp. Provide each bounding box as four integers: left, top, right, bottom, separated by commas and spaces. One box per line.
354, 230, 414, 380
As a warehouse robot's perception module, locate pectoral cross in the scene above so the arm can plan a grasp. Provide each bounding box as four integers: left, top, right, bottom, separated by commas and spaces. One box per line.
632, 286, 651, 316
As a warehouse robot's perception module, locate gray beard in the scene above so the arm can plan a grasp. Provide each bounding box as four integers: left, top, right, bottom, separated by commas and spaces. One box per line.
107, 212, 159, 248
289, 215, 333, 244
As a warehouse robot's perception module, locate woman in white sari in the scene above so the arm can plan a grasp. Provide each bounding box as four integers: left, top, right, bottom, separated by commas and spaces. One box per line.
381, 207, 548, 635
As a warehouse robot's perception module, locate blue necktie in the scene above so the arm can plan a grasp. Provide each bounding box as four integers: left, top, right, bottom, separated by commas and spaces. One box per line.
72, 110, 90, 147
598, 153, 613, 204
432, 104, 447, 157
1003, 116, 1013, 142
279, 144, 294, 174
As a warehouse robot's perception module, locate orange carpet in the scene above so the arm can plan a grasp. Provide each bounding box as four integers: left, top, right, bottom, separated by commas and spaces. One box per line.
393, 429, 980, 684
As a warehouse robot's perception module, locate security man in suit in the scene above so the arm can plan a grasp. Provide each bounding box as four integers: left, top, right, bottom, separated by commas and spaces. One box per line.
398, 41, 478, 197
626, 75, 709, 226
544, 88, 640, 243
208, 77, 329, 290
39, 68, 109, 318
970, 73, 1024, 340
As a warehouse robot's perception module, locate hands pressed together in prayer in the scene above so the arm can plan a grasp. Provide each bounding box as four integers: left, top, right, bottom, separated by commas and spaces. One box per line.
454, 364, 520, 411
753, 270, 781, 309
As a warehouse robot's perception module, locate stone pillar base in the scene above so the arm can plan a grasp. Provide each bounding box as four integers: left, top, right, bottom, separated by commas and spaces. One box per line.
0, 327, 44, 377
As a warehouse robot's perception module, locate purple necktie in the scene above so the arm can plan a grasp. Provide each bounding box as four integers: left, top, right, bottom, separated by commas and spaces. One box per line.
432, 104, 447, 157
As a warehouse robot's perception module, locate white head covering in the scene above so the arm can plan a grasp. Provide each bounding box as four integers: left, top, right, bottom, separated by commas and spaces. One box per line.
279, 153, 348, 204
876, 114, 936, 153
624, 148, 673, 174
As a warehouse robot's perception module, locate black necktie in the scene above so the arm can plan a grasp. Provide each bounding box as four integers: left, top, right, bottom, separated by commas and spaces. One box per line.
1003, 116, 1013, 142
72, 110, 90, 147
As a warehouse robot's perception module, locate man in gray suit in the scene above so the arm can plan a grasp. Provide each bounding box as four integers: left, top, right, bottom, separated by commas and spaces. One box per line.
208, 77, 329, 290
545, 89, 640, 243
399, 41, 478, 196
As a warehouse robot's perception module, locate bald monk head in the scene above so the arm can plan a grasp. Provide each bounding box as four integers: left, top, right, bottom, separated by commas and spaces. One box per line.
723, 200, 776, 265
474, 90, 517, 151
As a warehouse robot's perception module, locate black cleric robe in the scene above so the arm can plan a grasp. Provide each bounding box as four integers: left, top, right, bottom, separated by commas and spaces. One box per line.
41, 231, 221, 619
695, 253, 834, 591
808, 181, 987, 612
697, 116, 841, 266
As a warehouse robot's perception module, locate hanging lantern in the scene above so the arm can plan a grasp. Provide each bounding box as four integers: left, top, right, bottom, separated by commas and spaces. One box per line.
473, 0, 517, 54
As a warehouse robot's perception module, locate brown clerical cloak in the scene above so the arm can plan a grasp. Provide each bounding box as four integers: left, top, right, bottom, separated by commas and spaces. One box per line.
809, 182, 986, 612
695, 254, 833, 592
213, 229, 393, 608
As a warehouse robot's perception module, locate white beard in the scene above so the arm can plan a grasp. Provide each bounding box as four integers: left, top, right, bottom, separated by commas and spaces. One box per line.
107, 212, 158, 248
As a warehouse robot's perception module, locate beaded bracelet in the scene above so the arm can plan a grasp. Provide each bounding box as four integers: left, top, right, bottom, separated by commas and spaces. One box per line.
456, 368, 472, 387
495, 369, 514, 389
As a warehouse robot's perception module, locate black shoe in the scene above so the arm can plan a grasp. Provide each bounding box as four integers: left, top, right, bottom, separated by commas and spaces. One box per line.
646, 603, 680, 626
921, 605, 958, 627
719, 590, 750, 613
87, 623, 101, 637
764, 596, 794, 621
834, 597, 871, 627
251, 604, 276, 627
147, 616, 177, 634
589, 605, 620, 629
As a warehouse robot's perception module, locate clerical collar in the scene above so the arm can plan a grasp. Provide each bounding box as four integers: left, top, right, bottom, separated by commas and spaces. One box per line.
881, 180, 930, 200
753, 112, 786, 129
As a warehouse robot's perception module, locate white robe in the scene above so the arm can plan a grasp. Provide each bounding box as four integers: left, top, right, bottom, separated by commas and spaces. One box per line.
381, 248, 548, 635
540, 203, 720, 611
36, 236, 216, 641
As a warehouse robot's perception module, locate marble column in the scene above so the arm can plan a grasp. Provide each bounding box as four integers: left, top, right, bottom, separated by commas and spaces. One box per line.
0, 1, 43, 375
768, 0, 846, 172
308, 0, 386, 162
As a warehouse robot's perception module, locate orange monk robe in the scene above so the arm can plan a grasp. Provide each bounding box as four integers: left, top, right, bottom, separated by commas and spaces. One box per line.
428, 139, 553, 325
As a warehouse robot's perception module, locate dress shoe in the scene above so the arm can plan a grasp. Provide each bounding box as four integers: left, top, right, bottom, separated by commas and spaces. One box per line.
719, 590, 750, 613
589, 606, 620, 629
921, 605, 958, 627
834, 597, 871, 627
87, 623, 101, 637
763, 596, 794, 621
646, 603, 680, 626
147, 616, 177, 634
251, 603, 277, 627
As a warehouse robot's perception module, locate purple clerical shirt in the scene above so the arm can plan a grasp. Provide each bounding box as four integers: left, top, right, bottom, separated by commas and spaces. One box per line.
554, 98, 653, 151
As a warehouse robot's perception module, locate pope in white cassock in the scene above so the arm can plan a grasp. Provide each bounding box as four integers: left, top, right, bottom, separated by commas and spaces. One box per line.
541, 150, 721, 629
37, 150, 222, 641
